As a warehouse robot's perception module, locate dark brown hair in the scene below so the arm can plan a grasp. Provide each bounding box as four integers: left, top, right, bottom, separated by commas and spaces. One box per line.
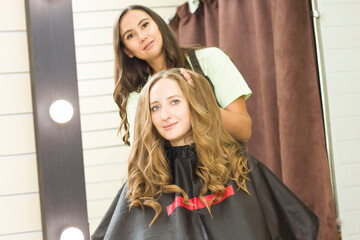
113, 5, 195, 145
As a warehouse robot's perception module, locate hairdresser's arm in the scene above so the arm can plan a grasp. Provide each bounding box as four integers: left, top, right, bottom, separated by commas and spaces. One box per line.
220, 96, 252, 143
181, 68, 252, 142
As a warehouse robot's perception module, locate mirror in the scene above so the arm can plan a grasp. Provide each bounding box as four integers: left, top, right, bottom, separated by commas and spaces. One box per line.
71, 0, 186, 233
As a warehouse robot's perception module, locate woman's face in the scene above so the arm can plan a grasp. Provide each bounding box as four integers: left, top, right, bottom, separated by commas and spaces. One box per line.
119, 10, 164, 63
149, 78, 193, 146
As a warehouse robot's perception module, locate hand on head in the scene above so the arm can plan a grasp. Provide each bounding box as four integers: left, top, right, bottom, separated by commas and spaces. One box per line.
180, 68, 195, 87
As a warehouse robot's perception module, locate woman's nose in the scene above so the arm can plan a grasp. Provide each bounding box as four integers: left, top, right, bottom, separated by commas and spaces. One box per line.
161, 107, 170, 120
139, 31, 147, 42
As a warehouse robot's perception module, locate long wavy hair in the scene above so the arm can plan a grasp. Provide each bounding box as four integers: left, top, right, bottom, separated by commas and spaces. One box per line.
113, 5, 197, 145
127, 68, 249, 226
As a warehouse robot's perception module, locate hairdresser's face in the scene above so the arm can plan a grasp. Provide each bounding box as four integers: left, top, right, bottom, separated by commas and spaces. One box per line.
120, 10, 164, 63
150, 78, 193, 146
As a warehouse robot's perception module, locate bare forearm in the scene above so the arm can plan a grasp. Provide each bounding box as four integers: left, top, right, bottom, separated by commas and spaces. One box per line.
220, 107, 252, 143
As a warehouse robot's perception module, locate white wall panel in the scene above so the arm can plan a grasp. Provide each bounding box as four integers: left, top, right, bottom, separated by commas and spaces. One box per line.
77, 61, 113, 80
326, 26, 360, 49
75, 45, 114, 63
84, 161, 127, 183
0, 156, 38, 195
0, 0, 40, 238
0, 0, 26, 31
336, 164, 360, 188
334, 117, 360, 141
78, 78, 113, 97
0, 74, 32, 114
0, 195, 41, 235
73, 11, 120, 30
342, 211, 360, 235
74, 7, 180, 30
82, 129, 121, 150
345, 235, 360, 240
79, 95, 117, 114
323, 3, 360, 26
86, 181, 123, 200
87, 199, 113, 218
80, 112, 119, 131
327, 72, 360, 95
340, 187, 360, 212
87, 198, 113, 230
0, 233, 42, 240
0, 117, 36, 155
0, 34, 29, 73
328, 49, 360, 72
316, 0, 360, 238
83, 146, 130, 166
88, 217, 104, 235
322, 0, 360, 2
74, 28, 113, 47
332, 94, 360, 118
335, 140, 360, 165
72, 0, 185, 12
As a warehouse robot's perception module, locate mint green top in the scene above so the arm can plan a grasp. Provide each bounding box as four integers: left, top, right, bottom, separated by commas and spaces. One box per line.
126, 47, 252, 144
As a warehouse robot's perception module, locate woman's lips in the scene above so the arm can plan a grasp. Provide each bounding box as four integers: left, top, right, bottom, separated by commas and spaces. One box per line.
143, 41, 154, 50
163, 122, 177, 130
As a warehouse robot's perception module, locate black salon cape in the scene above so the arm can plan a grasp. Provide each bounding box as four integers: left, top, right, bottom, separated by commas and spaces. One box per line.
92, 145, 319, 240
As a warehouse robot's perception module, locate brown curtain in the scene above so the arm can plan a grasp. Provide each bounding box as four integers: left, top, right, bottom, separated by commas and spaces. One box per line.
169, 0, 338, 239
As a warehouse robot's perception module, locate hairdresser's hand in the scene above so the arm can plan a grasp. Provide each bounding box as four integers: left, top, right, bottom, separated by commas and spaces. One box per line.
180, 68, 195, 87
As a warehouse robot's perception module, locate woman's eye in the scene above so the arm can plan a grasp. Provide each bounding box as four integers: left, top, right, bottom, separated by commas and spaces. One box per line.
126, 33, 134, 40
171, 100, 180, 105
151, 106, 159, 111
142, 22, 149, 28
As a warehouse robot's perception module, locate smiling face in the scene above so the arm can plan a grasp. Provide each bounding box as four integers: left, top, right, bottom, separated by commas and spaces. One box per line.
119, 10, 164, 65
149, 78, 193, 146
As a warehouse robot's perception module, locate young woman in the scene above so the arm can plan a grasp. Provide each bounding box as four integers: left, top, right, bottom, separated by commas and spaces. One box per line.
113, 5, 252, 146
92, 69, 318, 240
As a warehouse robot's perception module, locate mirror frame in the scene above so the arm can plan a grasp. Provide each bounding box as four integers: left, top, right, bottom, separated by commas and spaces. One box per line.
25, 0, 89, 239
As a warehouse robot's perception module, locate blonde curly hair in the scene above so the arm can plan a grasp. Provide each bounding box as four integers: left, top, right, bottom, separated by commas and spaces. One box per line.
127, 68, 249, 226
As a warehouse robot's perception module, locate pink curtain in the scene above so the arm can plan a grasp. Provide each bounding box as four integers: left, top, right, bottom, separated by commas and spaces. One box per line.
169, 1, 338, 239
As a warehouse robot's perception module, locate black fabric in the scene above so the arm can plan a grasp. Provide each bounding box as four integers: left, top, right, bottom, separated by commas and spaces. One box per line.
92, 145, 319, 240
188, 50, 207, 78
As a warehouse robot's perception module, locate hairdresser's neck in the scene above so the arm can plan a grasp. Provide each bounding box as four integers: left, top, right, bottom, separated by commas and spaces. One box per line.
148, 54, 166, 74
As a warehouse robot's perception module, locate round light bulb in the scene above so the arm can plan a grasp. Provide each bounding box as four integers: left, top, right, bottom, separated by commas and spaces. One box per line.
60, 227, 84, 240
49, 100, 74, 124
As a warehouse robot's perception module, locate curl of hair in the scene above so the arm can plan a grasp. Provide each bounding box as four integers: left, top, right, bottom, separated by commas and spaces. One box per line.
127, 68, 250, 226
113, 5, 195, 145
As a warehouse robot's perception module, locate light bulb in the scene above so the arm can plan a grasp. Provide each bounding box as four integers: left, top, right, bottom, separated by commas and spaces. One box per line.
49, 99, 74, 124
60, 227, 84, 240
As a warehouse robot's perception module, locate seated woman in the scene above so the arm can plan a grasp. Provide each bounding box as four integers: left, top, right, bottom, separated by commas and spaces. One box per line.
92, 69, 319, 240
